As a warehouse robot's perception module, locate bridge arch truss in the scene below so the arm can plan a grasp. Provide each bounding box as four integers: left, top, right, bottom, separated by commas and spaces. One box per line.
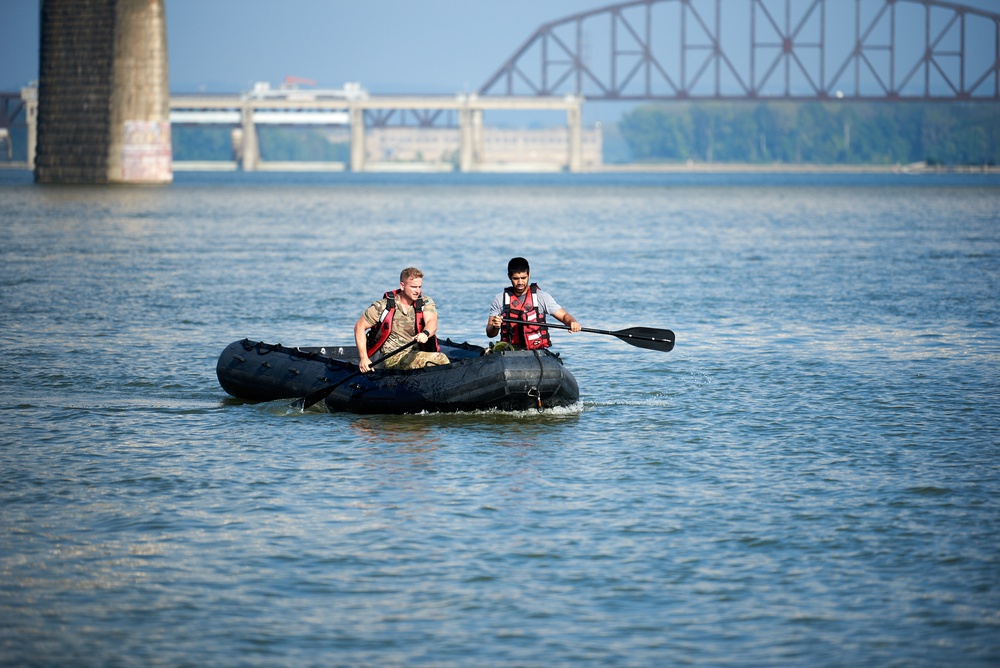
480, 0, 1000, 101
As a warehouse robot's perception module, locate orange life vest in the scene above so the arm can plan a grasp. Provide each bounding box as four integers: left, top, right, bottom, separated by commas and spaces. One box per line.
365, 290, 439, 358
500, 283, 552, 350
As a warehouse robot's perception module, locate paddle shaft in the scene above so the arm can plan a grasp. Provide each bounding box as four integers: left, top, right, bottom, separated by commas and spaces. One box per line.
501, 318, 674, 352
300, 339, 418, 409
504, 318, 619, 337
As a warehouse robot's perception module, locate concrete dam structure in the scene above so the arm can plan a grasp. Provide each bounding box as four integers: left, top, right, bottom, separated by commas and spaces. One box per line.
36, 0, 171, 184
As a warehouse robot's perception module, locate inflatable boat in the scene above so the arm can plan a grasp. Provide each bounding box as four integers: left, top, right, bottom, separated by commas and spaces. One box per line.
216, 338, 580, 414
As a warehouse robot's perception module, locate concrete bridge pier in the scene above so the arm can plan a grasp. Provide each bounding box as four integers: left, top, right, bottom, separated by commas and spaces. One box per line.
350, 106, 365, 172
464, 107, 484, 170
35, 0, 171, 184
458, 97, 487, 171
457, 99, 486, 172
22, 86, 38, 170
566, 99, 582, 173
458, 105, 473, 172
472, 109, 484, 166
239, 101, 260, 171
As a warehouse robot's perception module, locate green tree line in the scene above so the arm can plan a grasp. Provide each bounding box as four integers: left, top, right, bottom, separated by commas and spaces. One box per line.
618, 102, 1000, 166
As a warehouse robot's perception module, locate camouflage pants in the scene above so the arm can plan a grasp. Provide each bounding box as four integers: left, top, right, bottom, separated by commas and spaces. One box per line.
384, 349, 450, 370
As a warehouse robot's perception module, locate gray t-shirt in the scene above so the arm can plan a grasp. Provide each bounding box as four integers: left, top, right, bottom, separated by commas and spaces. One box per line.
489, 287, 561, 318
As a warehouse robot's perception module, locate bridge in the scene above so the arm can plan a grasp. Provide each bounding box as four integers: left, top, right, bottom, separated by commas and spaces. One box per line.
481, 0, 1000, 101
3, 0, 998, 181
3, 83, 593, 174
168, 83, 590, 173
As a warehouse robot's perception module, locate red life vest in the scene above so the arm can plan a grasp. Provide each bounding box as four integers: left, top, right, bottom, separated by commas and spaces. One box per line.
365, 290, 440, 358
500, 283, 552, 350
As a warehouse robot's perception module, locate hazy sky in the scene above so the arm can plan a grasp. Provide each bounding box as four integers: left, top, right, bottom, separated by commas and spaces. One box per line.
1, 1, 627, 92
2, 0, 998, 123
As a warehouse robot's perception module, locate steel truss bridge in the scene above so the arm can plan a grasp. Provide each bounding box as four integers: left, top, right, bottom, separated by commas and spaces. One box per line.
481, 0, 1000, 101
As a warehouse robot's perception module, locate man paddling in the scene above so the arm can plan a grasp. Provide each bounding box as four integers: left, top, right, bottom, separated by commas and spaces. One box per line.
355, 267, 450, 373
486, 257, 582, 350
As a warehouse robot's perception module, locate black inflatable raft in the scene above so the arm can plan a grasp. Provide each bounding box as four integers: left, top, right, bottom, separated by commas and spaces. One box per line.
216, 338, 580, 414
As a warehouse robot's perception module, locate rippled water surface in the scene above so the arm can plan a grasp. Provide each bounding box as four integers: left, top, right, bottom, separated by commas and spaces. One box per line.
1, 171, 998, 666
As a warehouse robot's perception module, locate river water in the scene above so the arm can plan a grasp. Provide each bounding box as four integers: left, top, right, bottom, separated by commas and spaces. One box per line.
1, 170, 998, 666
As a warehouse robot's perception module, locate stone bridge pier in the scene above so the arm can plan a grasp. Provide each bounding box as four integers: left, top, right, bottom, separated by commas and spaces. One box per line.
36, 0, 171, 184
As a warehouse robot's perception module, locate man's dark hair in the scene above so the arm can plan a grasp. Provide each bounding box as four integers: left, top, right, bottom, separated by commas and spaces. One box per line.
507, 257, 530, 277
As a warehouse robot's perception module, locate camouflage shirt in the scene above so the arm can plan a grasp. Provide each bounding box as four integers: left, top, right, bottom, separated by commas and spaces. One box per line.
362, 295, 438, 354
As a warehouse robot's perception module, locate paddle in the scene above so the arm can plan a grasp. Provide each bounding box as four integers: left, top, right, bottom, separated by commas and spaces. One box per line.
299, 339, 418, 410
502, 318, 675, 352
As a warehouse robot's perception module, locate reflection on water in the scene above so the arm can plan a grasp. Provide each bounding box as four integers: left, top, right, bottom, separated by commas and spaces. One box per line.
351, 416, 444, 449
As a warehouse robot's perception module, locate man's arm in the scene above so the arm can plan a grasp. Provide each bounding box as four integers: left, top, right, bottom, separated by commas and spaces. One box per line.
486, 294, 502, 337
552, 308, 582, 333
418, 310, 438, 345
538, 290, 581, 333
354, 315, 374, 372
486, 313, 502, 337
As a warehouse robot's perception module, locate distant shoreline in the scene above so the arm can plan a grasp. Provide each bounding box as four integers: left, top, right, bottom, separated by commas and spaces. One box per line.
3, 161, 999, 175
596, 161, 1000, 174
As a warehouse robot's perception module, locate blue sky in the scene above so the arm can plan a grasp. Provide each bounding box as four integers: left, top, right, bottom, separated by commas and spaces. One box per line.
2, 0, 998, 125
1, 1, 625, 92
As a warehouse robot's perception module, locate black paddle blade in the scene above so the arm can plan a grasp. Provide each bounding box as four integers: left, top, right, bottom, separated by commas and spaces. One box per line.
300, 380, 349, 410
612, 327, 675, 352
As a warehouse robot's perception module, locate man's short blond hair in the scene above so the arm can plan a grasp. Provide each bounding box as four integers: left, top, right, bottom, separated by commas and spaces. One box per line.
400, 267, 424, 283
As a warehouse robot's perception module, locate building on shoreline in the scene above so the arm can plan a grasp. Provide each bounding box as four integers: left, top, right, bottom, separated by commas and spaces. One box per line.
355, 125, 602, 171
